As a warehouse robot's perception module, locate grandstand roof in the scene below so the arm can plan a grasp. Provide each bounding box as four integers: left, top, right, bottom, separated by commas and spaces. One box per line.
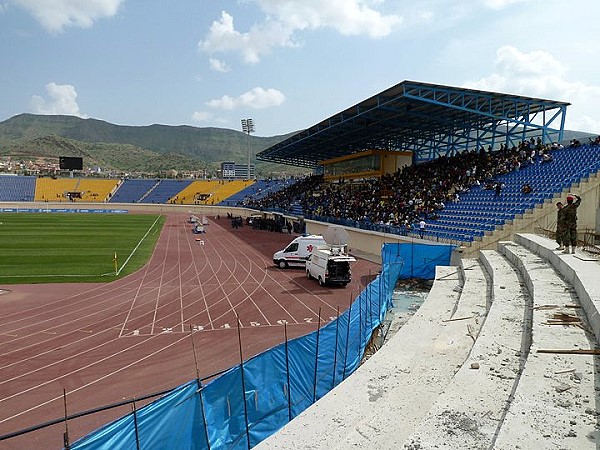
257, 80, 570, 168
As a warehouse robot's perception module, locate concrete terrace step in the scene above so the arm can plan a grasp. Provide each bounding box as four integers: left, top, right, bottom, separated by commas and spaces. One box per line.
494, 241, 598, 448
255, 264, 484, 449
402, 250, 530, 449
515, 233, 600, 345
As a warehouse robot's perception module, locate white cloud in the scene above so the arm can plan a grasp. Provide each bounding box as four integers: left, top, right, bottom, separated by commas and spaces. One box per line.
208, 58, 230, 73
191, 111, 212, 122
30, 82, 83, 116
206, 87, 286, 110
482, 0, 528, 9
11, 0, 123, 32
199, 11, 297, 64
464, 45, 600, 133
199, 2, 401, 64
257, 0, 401, 38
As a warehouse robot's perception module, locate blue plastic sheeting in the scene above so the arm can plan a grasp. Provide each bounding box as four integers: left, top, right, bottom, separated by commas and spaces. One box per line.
70, 242, 453, 450
382, 242, 455, 280
71, 381, 207, 450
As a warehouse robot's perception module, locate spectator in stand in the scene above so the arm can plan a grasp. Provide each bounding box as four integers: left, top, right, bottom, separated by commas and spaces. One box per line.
494, 182, 503, 197
522, 183, 533, 194
418, 219, 426, 239
541, 152, 553, 163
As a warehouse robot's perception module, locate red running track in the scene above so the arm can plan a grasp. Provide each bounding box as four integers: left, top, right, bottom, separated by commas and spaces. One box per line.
0, 212, 379, 449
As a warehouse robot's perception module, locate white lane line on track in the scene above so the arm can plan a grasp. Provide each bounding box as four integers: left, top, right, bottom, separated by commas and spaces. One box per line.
0, 333, 191, 425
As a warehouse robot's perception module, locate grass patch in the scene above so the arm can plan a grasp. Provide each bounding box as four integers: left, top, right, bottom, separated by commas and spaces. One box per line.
0, 213, 165, 284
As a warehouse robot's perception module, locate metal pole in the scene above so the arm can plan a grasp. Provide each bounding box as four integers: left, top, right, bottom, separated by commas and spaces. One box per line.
190, 326, 211, 449
236, 315, 251, 450
313, 308, 322, 403
284, 323, 292, 422
62, 389, 70, 450
241, 119, 254, 180
132, 399, 141, 450
358, 290, 363, 356
331, 306, 340, 389
342, 297, 352, 380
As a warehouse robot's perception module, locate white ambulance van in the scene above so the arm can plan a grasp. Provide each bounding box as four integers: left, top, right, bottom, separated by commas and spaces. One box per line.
306, 246, 356, 287
273, 235, 327, 269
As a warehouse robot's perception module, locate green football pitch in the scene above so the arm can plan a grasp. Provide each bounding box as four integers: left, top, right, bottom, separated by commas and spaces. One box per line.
0, 213, 165, 284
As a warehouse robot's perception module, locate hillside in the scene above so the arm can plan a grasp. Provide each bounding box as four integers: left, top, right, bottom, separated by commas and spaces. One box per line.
0, 114, 301, 177
1, 114, 595, 178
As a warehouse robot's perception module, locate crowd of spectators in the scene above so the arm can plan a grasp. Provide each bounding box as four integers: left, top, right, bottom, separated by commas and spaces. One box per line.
246, 137, 561, 231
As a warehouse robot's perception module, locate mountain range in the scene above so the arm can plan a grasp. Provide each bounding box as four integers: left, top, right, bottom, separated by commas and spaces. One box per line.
0, 114, 595, 177
0, 114, 297, 177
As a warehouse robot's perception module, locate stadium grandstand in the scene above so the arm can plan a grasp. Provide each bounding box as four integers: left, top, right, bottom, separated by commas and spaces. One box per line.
0, 81, 599, 449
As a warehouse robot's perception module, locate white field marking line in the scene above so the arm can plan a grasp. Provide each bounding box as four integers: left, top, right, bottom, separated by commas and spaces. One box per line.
151, 257, 236, 332
220, 253, 273, 326
118, 215, 183, 337
221, 230, 337, 318
0, 332, 158, 410
0, 283, 158, 356
196, 233, 272, 328
0, 246, 178, 354
178, 221, 185, 332
0, 259, 164, 325
117, 230, 169, 337
0, 329, 138, 387
0, 328, 116, 373
196, 242, 239, 328
122, 321, 321, 336
150, 220, 173, 335
181, 228, 300, 327
231, 231, 339, 314
208, 237, 272, 326
184, 218, 214, 330
116, 214, 162, 276
0, 265, 165, 334
0, 274, 105, 279
0, 332, 191, 425
116, 224, 216, 337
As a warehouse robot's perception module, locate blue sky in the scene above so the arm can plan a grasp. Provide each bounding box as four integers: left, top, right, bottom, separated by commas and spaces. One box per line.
1, 0, 600, 137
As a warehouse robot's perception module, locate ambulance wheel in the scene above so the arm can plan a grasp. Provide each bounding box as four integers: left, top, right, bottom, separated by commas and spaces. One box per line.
306, 270, 312, 279
278, 260, 288, 269
318, 276, 325, 286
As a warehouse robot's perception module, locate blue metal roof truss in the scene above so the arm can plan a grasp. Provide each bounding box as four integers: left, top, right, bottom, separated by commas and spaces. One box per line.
257, 81, 570, 168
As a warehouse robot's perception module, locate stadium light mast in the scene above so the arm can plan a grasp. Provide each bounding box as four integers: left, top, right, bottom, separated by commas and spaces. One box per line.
241, 118, 254, 180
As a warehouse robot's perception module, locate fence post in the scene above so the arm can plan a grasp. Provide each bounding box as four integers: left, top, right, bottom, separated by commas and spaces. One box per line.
62, 389, 70, 450
132, 399, 141, 450
236, 316, 251, 450
313, 308, 322, 404
284, 323, 292, 422
190, 326, 211, 449
342, 297, 352, 381
331, 306, 340, 389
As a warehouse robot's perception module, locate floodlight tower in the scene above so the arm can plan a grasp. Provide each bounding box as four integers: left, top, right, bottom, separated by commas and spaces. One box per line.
241, 118, 255, 180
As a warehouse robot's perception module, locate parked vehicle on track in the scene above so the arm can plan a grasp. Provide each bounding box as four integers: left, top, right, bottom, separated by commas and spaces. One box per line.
273, 235, 327, 269
306, 245, 355, 287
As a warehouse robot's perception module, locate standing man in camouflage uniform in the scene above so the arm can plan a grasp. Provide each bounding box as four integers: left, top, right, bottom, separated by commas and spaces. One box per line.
562, 193, 581, 254
555, 201, 565, 251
